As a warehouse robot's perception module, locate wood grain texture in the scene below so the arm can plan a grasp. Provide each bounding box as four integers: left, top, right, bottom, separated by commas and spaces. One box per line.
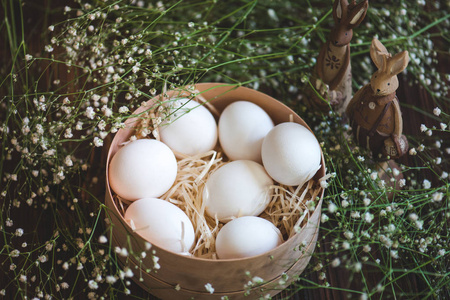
1, 1, 448, 299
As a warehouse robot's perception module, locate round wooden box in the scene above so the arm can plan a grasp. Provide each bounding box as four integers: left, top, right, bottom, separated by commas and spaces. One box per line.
105, 83, 325, 299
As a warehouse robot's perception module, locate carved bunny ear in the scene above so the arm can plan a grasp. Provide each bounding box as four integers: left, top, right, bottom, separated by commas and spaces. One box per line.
333, 0, 349, 23
370, 38, 390, 70
388, 51, 410, 75
347, 0, 369, 28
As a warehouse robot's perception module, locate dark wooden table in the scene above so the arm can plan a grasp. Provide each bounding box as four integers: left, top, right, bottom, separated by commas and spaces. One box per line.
1, 1, 448, 299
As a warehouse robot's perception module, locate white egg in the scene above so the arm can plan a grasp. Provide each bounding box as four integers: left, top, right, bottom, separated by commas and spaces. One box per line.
216, 216, 283, 259
218, 101, 274, 163
109, 139, 177, 201
203, 160, 273, 222
124, 198, 195, 254
159, 98, 218, 157
261, 122, 321, 187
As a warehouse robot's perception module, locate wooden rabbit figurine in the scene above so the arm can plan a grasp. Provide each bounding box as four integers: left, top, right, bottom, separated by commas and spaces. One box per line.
346, 38, 409, 161
308, 0, 368, 113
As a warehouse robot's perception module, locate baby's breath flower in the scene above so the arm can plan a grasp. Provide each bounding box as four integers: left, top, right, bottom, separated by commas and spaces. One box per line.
118, 106, 129, 114
152, 256, 160, 269
15, 228, 24, 237
88, 280, 98, 290
205, 283, 214, 294
85, 107, 95, 119
10, 249, 20, 257
98, 235, 107, 243
341, 199, 349, 208
93, 137, 103, 147
344, 231, 354, 240
331, 258, 341, 267
433, 107, 441, 116
370, 172, 378, 180
106, 275, 117, 284
363, 198, 371, 206
61, 282, 69, 289
124, 267, 134, 278
431, 192, 443, 202
328, 203, 338, 213
420, 124, 427, 132
45, 45, 54, 52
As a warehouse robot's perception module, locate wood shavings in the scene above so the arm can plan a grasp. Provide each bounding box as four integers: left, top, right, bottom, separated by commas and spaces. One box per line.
161, 150, 227, 258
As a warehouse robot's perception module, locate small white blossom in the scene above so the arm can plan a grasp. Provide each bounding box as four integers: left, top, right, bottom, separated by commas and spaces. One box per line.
45, 45, 54, 52
152, 256, 160, 269
433, 107, 441, 116
205, 283, 214, 294
93, 137, 103, 147
85, 106, 95, 119
124, 267, 134, 278
344, 231, 354, 240
431, 192, 443, 202
363, 198, 371, 206
64, 155, 73, 167
415, 220, 424, 230
370, 172, 378, 180
10, 249, 20, 257
328, 203, 338, 213
331, 258, 341, 267
15, 228, 24, 237
420, 124, 427, 132
88, 280, 98, 290
98, 235, 108, 243
351, 211, 361, 219
390, 250, 399, 259
61, 282, 69, 289
118, 106, 129, 114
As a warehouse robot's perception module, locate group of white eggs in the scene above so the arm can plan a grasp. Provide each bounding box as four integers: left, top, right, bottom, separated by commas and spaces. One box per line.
108, 98, 322, 259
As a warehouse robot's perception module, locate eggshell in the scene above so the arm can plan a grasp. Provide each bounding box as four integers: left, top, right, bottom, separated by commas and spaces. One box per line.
109, 139, 177, 201
216, 216, 283, 259
159, 98, 218, 157
261, 122, 321, 187
124, 198, 195, 254
203, 160, 273, 222
218, 101, 274, 162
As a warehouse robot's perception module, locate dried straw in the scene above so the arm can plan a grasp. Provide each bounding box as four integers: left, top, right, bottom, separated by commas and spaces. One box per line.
112, 91, 323, 259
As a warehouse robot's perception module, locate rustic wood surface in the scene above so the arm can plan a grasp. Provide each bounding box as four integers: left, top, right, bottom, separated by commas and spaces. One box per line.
1, 1, 448, 299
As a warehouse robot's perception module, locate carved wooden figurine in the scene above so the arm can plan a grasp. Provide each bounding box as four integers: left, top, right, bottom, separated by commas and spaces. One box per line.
309, 0, 369, 113
346, 38, 409, 161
